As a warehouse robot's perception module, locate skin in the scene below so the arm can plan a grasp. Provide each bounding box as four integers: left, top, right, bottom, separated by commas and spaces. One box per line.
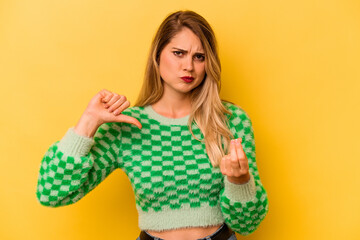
146, 27, 251, 239
151, 27, 206, 118
222, 138, 251, 184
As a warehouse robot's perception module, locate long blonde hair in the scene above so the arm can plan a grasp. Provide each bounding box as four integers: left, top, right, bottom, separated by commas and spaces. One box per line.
134, 10, 234, 167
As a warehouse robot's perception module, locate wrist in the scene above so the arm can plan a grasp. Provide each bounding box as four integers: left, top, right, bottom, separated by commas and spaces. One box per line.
227, 172, 251, 184
74, 114, 101, 138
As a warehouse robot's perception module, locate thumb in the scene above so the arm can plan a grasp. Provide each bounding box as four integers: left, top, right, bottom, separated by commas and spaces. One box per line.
116, 114, 143, 129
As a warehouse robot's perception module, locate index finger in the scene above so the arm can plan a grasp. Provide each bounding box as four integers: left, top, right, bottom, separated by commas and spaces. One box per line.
230, 140, 241, 168
235, 138, 246, 159
99, 89, 113, 102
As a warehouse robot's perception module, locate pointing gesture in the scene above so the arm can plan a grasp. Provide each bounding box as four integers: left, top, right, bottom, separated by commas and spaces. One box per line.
220, 138, 251, 184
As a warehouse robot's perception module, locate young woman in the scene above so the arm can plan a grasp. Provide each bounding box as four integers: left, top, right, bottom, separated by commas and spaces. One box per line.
36, 10, 268, 240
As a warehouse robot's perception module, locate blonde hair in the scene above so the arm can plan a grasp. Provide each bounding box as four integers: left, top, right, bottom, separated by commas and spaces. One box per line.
134, 10, 234, 167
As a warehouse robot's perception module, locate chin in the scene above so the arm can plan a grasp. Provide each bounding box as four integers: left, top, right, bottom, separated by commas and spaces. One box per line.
174, 86, 194, 95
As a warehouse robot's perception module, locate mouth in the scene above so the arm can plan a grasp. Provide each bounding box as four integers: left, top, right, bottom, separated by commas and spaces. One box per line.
181, 76, 194, 83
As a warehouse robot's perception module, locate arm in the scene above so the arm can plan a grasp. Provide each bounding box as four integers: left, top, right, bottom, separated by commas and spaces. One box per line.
35, 122, 122, 207
219, 104, 269, 235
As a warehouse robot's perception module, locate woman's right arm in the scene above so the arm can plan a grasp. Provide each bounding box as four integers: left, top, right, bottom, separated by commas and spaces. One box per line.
36, 122, 121, 207
36, 89, 142, 207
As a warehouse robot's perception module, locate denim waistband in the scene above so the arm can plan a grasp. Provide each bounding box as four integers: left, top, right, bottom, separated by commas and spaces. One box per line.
138, 223, 236, 240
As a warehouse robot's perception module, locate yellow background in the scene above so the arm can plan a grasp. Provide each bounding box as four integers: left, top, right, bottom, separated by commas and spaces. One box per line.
1, 0, 359, 239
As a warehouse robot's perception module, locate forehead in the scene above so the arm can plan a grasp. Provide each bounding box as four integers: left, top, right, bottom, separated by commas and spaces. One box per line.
167, 27, 204, 51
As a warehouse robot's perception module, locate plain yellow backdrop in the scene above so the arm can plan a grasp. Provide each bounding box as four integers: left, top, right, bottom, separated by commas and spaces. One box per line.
1, 0, 359, 239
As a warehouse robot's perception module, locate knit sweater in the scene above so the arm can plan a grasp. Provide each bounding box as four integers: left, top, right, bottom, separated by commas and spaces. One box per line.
36, 100, 268, 235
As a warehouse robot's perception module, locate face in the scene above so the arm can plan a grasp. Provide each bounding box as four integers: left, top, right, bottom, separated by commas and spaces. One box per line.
158, 27, 206, 96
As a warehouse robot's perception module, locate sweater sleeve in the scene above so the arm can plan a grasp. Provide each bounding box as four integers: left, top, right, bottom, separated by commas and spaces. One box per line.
36, 122, 122, 207
219, 103, 269, 235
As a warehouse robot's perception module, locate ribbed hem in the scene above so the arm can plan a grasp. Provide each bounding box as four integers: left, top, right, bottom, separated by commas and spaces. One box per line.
137, 204, 225, 231
57, 127, 95, 157
224, 173, 256, 202
143, 105, 190, 126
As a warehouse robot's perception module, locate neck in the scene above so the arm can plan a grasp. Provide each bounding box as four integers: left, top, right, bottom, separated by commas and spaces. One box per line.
151, 89, 192, 119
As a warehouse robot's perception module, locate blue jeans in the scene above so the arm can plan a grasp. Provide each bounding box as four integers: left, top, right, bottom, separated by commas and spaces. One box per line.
136, 224, 237, 240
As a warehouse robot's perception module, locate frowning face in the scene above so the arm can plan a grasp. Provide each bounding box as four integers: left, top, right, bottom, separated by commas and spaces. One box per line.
158, 27, 206, 96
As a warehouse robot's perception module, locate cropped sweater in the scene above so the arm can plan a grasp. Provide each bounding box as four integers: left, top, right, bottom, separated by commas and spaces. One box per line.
36, 101, 268, 235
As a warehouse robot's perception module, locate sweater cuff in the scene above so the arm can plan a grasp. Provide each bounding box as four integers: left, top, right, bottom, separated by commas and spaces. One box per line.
57, 127, 95, 157
224, 173, 256, 202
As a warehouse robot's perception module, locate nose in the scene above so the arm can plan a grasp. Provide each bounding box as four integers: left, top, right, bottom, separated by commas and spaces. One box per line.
182, 55, 194, 72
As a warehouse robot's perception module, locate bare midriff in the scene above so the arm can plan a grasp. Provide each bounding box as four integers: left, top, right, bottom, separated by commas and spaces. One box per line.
146, 224, 223, 240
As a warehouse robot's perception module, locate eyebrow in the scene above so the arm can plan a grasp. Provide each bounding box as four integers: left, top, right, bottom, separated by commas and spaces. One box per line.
172, 47, 205, 55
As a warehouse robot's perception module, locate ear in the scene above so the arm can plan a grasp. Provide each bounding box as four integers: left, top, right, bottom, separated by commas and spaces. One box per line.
156, 55, 160, 65
156, 49, 162, 65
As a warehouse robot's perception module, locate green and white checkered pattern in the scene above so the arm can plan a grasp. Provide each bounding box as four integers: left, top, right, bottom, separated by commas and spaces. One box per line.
36, 101, 268, 235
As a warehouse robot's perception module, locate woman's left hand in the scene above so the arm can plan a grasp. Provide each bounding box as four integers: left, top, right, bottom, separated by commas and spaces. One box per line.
220, 138, 251, 184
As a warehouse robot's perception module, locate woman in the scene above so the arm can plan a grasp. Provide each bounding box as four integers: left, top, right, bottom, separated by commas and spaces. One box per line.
36, 10, 268, 240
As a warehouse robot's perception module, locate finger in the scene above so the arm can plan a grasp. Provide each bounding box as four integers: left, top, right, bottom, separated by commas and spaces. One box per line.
235, 138, 249, 173
117, 115, 143, 129
239, 157, 249, 174
104, 94, 121, 108
101, 93, 113, 104
220, 155, 227, 175
230, 140, 241, 169
112, 100, 130, 115
108, 95, 126, 112
235, 138, 246, 160
102, 94, 112, 103
225, 155, 234, 176
99, 89, 113, 102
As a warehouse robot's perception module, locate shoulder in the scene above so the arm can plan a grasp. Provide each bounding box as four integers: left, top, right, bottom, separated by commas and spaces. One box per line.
221, 100, 251, 122
221, 100, 253, 137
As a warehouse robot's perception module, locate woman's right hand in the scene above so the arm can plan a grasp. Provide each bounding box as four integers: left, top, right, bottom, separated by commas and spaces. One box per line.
74, 89, 142, 137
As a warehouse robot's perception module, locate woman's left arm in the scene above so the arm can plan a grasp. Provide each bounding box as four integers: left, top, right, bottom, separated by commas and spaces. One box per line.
219, 107, 269, 235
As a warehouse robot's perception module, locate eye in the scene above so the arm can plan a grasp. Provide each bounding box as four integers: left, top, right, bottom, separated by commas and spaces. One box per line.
173, 51, 183, 56
195, 54, 205, 61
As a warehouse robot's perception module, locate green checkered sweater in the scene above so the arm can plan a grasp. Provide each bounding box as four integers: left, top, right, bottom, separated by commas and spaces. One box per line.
36, 101, 268, 235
